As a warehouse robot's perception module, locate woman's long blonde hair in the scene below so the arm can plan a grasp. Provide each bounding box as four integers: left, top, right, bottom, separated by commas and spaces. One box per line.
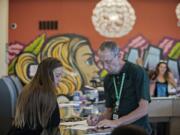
14, 57, 62, 135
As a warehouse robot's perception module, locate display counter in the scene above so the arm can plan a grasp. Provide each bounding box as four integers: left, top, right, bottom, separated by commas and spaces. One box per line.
60, 125, 112, 135
59, 97, 180, 135
148, 97, 180, 135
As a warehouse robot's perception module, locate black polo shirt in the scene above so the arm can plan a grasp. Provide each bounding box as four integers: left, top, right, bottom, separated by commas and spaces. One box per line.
104, 62, 151, 134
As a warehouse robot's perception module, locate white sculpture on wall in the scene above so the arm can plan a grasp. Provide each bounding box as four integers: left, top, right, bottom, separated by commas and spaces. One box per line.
176, 3, 180, 27
92, 0, 136, 38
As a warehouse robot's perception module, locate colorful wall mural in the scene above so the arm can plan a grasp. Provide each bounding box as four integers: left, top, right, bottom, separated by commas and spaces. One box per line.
8, 34, 180, 96
8, 34, 99, 96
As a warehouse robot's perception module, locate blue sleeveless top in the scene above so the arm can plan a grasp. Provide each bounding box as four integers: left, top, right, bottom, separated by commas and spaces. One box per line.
155, 81, 168, 97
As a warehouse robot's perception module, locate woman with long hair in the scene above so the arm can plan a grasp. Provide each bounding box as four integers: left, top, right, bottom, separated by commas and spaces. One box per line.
149, 60, 177, 97
8, 57, 63, 135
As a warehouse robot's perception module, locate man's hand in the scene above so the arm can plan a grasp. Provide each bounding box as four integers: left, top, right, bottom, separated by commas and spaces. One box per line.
96, 119, 120, 128
87, 114, 100, 126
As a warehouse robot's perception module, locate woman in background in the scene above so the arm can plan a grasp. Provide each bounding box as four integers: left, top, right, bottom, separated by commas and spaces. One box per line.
149, 60, 177, 97
149, 61, 177, 135
8, 57, 63, 135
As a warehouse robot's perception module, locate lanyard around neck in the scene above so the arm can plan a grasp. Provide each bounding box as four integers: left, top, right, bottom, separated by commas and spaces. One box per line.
113, 73, 126, 107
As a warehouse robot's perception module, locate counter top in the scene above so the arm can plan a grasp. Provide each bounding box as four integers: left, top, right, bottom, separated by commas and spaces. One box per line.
59, 97, 180, 135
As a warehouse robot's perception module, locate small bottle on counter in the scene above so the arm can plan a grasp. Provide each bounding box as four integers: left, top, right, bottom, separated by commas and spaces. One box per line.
73, 91, 82, 115
94, 90, 99, 103
73, 91, 81, 102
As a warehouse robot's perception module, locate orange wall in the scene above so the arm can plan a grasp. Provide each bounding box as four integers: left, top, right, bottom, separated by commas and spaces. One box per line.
9, 0, 180, 50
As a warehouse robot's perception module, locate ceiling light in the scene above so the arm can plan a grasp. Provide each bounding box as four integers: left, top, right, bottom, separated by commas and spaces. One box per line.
92, 0, 136, 38
176, 3, 180, 27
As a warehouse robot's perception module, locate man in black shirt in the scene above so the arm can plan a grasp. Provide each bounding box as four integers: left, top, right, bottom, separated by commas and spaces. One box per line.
87, 41, 152, 135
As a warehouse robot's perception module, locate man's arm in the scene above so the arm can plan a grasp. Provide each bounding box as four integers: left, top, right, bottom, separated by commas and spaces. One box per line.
116, 99, 148, 126
87, 107, 113, 126
96, 99, 149, 128
99, 107, 113, 121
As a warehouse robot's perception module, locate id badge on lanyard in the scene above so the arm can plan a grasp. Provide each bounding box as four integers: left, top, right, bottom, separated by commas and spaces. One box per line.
112, 73, 125, 120
113, 105, 119, 120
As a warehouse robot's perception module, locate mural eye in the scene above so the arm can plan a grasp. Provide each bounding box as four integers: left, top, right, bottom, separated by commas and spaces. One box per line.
86, 57, 94, 65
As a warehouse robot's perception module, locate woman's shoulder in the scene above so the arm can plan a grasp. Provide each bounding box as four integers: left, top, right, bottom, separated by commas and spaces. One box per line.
167, 71, 174, 78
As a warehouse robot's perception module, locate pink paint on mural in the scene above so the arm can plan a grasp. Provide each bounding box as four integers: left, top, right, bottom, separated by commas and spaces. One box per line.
123, 35, 149, 57
157, 37, 176, 57
8, 42, 24, 63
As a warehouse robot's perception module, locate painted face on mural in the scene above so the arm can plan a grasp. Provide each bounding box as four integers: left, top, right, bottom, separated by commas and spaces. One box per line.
76, 45, 99, 85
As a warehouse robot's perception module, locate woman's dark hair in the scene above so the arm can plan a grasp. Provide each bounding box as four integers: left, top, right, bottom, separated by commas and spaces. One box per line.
149, 61, 170, 81
14, 57, 62, 135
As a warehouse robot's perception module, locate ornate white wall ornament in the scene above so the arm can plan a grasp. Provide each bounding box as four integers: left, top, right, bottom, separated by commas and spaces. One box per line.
176, 3, 180, 27
92, 0, 136, 38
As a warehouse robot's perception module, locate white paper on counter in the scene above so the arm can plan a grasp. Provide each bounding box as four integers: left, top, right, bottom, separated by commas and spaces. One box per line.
67, 124, 95, 130
60, 120, 87, 126
60, 120, 95, 130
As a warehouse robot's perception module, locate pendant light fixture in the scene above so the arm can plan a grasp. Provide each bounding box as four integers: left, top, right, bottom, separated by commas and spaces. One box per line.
176, 3, 180, 27
92, 0, 136, 38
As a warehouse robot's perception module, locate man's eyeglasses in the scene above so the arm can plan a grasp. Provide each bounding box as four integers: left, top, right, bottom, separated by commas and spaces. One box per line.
99, 54, 118, 66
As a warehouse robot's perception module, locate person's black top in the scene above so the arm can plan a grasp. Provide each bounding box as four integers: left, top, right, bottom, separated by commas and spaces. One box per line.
104, 62, 152, 134
7, 103, 60, 135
